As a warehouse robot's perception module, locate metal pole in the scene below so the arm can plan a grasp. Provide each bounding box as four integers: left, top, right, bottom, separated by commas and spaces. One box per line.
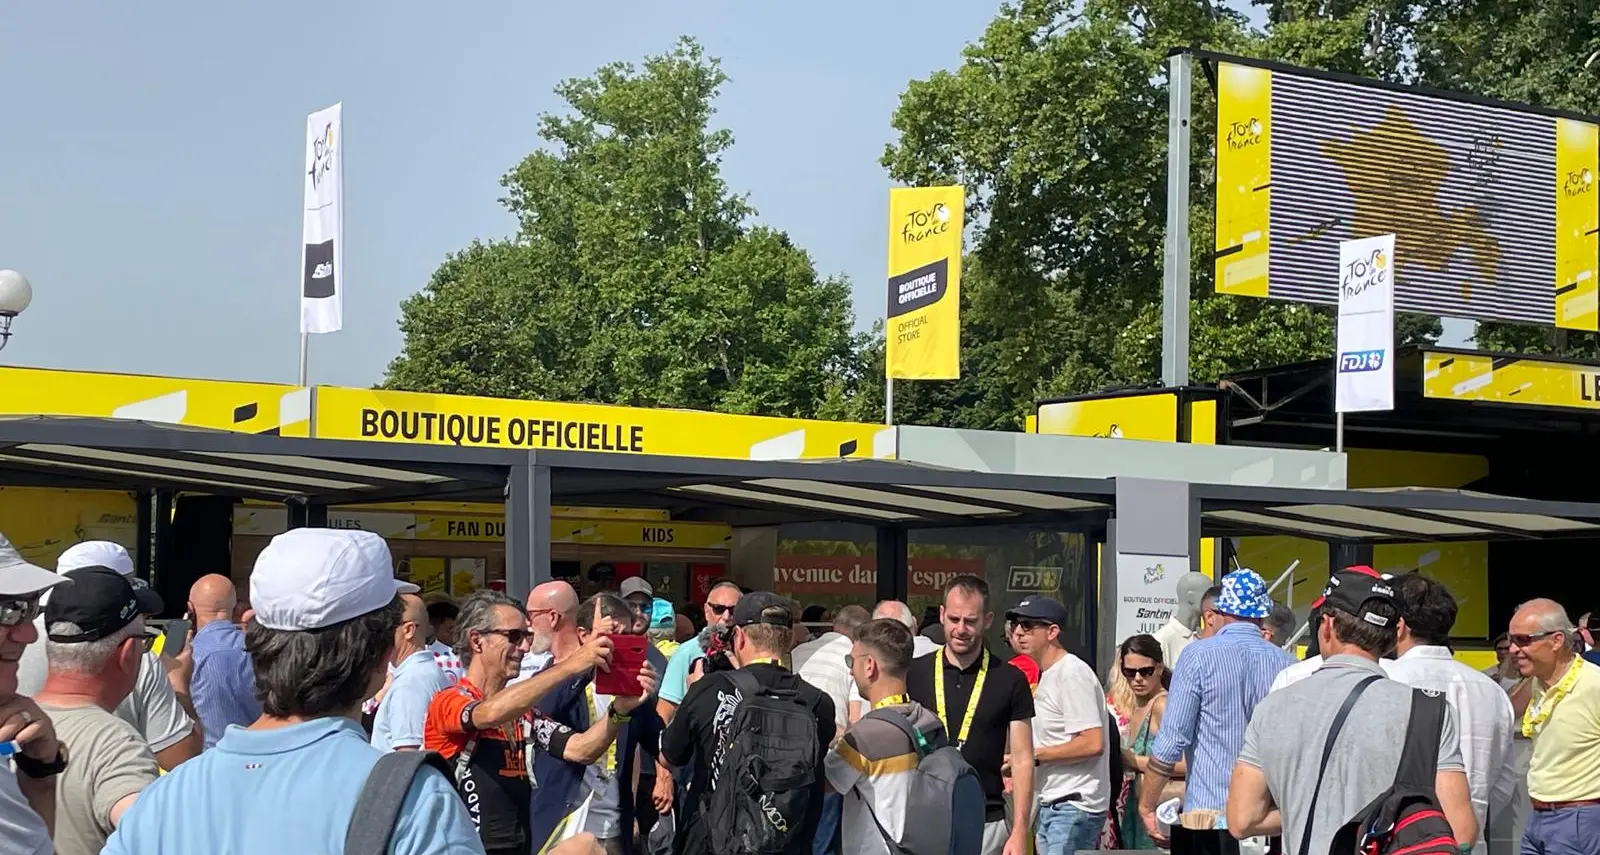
1335, 412, 1345, 452
885, 377, 895, 425
298, 332, 309, 386
1161, 52, 1194, 388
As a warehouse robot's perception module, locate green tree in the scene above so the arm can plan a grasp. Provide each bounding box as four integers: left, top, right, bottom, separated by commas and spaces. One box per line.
386, 38, 862, 418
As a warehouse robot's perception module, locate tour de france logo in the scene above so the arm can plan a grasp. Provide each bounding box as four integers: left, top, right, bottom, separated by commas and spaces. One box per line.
1226, 117, 1263, 150
1342, 245, 1388, 299
900, 201, 952, 244
1565, 168, 1594, 198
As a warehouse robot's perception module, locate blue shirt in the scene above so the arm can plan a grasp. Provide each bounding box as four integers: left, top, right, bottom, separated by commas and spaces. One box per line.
1584, 650, 1600, 667
660, 636, 705, 705
101, 717, 483, 855
372, 650, 453, 752
1149, 622, 1296, 813
190, 621, 260, 749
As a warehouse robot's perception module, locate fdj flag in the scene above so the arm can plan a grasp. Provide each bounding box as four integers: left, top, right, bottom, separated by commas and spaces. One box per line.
1335, 234, 1396, 412
301, 103, 344, 335
886, 186, 963, 379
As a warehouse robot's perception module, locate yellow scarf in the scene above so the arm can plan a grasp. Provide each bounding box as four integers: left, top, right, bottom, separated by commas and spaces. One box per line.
1523, 657, 1583, 738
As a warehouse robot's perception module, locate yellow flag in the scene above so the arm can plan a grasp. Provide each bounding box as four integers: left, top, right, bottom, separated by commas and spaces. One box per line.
886, 186, 963, 379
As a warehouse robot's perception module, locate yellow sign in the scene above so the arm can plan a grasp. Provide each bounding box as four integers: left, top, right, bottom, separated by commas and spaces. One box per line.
415, 515, 731, 549
0, 367, 310, 436
314, 387, 892, 459
886, 186, 963, 380
0, 487, 138, 568
1214, 62, 1272, 299
1423, 350, 1600, 409
1556, 118, 1600, 330
1037, 394, 1180, 442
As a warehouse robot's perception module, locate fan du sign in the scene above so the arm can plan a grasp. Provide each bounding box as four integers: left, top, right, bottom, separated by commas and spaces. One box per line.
1115, 553, 1186, 641
1336, 234, 1396, 413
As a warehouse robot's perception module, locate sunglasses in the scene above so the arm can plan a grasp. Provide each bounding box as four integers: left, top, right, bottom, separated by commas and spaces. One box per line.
1508, 631, 1560, 648
844, 653, 872, 669
1121, 666, 1157, 679
481, 628, 534, 646
1014, 620, 1052, 633
708, 603, 735, 617
0, 597, 43, 629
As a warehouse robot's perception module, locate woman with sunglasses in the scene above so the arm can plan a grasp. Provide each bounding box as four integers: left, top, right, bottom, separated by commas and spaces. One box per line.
1110, 634, 1181, 851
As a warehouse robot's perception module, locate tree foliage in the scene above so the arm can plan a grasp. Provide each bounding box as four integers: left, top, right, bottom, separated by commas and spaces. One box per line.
386, 39, 864, 418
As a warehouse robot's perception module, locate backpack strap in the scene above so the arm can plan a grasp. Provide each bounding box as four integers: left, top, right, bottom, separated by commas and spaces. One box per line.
862, 707, 936, 755
1297, 675, 1382, 855
344, 750, 454, 855
726, 667, 763, 702
1395, 689, 1447, 789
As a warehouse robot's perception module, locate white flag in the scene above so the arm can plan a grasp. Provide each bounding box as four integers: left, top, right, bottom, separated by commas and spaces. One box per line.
1335, 234, 1395, 413
300, 103, 343, 334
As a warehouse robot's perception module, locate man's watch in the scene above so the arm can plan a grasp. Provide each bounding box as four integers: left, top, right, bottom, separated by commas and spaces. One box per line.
14, 744, 68, 779
608, 708, 632, 724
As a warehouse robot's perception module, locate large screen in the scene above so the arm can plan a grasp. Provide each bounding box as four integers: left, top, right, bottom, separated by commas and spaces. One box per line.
1211, 55, 1600, 332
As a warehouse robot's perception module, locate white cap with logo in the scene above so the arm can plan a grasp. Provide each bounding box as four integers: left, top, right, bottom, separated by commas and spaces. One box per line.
250, 528, 419, 631
0, 531, 67, 598
58, 541, 136, 577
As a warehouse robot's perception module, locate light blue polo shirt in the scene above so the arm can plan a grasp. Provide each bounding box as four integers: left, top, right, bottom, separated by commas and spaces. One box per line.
660, 636, 705, 705
372, 650, 453, 751
101, 717, 482, 855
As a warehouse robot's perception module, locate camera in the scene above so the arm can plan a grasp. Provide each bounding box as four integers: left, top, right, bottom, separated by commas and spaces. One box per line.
696, 623, 736, 674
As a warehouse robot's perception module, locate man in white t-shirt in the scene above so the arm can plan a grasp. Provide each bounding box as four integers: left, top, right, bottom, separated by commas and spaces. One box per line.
1007, 596, 1109, 855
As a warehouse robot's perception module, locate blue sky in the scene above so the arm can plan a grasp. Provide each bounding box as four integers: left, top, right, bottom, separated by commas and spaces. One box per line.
1, 1, 1464, 389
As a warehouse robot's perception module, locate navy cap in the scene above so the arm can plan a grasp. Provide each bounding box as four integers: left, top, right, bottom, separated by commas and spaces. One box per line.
1006, 596, 1070, 627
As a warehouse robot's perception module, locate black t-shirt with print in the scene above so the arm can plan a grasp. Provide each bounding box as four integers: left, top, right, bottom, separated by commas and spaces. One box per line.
661, 662, 837, 855
906, 646, 1035, 821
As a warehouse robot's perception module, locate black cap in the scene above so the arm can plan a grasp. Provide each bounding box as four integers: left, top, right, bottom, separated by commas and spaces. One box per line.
1006, 596, 1070, 627
44, 566, 164, 643
730, 591, 794, 628
1316, 570, 1396, 627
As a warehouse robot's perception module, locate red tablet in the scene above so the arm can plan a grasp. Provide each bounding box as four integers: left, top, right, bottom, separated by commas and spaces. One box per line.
593, 633, 648, 698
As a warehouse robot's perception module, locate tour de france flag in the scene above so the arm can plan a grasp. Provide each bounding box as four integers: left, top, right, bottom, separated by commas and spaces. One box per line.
886, 185, 964, 380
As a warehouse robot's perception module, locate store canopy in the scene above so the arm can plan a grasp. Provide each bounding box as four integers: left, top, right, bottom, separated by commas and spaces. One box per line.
3, 416, 1600, 541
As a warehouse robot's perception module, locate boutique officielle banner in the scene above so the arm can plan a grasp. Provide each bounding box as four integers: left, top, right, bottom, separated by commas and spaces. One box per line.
886, 186, 963, 379
1336, 234, 1396, 413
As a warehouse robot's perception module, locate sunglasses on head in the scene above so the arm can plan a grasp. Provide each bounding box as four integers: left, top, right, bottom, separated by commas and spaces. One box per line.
708, 603, 735, 616
481, 628, 533, 645
0, 596, 43, 629
1508, 630, 1560, 648
1121, 666, 1157, 679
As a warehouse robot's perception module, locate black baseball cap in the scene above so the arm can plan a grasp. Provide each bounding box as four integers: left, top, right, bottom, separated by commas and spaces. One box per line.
1006, 596, 1070, 627
730, 591, 794, 628
44, 566, 164, 643
1315, 569, 1396, 628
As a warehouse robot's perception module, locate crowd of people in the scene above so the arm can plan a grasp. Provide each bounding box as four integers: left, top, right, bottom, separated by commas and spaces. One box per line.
2, 525, 1597, 855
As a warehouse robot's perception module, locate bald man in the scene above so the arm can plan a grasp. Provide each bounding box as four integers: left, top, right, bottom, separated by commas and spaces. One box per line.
847, 601, 940, 723
189, 574, 260, 748
372, 594, 454, 751
514, 580, 582, 683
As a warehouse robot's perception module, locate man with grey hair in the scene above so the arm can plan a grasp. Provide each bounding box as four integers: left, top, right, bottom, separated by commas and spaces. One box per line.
35, 566, 163, 855
847, 601, 939, 724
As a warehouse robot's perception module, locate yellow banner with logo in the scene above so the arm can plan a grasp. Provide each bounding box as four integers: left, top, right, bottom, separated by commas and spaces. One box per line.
0, 367, 310, 436
1555, 118, 1599, 330
314, 387, 893, 459
886, 186, 963, 380
1423, 350, 1600, 409
1214, 62, 1272, 298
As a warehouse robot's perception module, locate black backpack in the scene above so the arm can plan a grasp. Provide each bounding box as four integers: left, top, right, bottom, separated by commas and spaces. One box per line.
1329, 689, 1457, 855
1301, 677, 1458, 855
706, 668, 823, 855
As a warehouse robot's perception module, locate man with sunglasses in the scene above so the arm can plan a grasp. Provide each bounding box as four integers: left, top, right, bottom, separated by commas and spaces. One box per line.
651, 581, 743, 815
0, 532, 69, 855
1008, 596, 1110, 855
1509, 599, 1600, 855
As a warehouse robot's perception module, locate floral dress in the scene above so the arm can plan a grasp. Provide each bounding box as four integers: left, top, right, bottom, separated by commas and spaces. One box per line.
1118, 713, 1159, 850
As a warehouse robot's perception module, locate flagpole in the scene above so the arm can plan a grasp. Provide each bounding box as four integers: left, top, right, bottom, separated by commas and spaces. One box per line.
885, 377, 895, 425
298, 333, 309, 386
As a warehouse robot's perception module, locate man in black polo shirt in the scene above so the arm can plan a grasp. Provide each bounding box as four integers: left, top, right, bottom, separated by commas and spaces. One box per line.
908, 575, 1035, 855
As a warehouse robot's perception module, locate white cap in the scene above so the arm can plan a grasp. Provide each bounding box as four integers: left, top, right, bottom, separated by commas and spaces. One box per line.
250, 529, 420, 631
58, 541, 135, 577
0, 531, 68, 598
620, 576, 653, 599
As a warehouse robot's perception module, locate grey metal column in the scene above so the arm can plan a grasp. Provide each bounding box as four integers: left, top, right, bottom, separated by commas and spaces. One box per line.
505, 458, 552, 601
1106, 478, 1201, 674
875, 526, 908, 603
1161, 51, 1194, 387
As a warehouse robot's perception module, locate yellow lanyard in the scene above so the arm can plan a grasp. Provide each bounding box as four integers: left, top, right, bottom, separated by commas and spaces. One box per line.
934, 647, 988, 747
745, 656, 785, 668
872, 693, 910, 711
585, 684, 617, 778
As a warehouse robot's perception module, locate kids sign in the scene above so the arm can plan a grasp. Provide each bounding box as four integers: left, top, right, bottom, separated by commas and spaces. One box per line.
1335, 234, 1396, 413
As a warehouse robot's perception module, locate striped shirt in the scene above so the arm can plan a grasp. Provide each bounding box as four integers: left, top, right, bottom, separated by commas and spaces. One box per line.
824, 700, 946, 855
1148, 621, 1295, 813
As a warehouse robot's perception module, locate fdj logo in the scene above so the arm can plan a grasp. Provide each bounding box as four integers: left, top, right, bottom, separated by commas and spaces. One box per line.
1008, 566, 1062, 592
1339, 350, 1385, 373
1226, 118, 1262, 150
1565, 168, 1594, 197
308, 121, 337, 190
1341, 247, 1388, 298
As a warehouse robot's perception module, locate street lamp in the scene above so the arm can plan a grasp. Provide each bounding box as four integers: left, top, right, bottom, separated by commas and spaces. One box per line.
0, 269, 33, 352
